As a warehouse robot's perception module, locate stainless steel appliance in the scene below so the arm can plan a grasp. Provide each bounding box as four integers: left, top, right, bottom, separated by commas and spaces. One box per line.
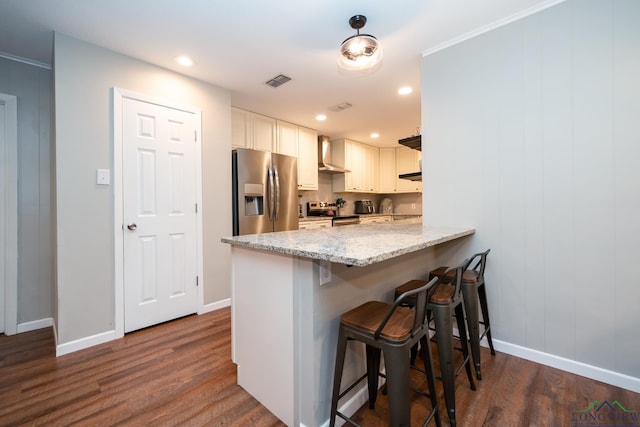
232, 148, 298, 235
318, 136, 350, 173
354, 200, 375, 214
307, 201, 360, 226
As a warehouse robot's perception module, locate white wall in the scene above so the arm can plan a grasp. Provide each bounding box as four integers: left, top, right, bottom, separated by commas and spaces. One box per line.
0, 57, 53, 326
53, 34, 231, 345
422, 0, 639, 381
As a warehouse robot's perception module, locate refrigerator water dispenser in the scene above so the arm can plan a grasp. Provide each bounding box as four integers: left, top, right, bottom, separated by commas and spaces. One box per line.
244, 183, 264, 216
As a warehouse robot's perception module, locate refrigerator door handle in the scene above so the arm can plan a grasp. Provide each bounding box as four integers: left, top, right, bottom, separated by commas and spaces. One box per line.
273, 166, 280, 220
267, 166, 275, 220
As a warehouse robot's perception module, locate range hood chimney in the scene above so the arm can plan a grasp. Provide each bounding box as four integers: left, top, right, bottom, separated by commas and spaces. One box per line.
318, 135, 350, 173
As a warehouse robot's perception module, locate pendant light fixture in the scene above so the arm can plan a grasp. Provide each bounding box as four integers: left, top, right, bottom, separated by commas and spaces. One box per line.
338, 15, 383, 71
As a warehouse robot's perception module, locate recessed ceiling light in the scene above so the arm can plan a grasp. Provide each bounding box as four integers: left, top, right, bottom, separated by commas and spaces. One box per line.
398, 86, 412, 95
316, 114, 327, 121
176, 56, 193, 67
370, 133, 380, 138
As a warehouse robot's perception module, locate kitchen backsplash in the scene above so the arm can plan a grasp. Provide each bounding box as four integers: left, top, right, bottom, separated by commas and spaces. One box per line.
298, 173, 422, 216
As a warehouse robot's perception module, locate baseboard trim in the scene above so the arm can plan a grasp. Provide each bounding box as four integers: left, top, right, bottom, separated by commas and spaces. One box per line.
319, 383, 371, 427
493, 339, 640, 394
16, 317, 53, 333
199, 298, 231, 314
56, 329, 117, 357
54, 303, 230, 357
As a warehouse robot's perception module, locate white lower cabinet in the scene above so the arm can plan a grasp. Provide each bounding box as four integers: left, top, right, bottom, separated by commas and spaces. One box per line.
359, 215, 392, 225
299, 219, 332, 230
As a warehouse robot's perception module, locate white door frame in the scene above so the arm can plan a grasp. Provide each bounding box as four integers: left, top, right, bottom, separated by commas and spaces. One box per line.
1, 93, 18, 336
112, 88, 203, 338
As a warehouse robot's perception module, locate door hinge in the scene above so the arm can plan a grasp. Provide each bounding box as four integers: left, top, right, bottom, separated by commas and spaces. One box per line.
194, 130, 197, 142
195, 203, 198, 213
196, 276, 199, 287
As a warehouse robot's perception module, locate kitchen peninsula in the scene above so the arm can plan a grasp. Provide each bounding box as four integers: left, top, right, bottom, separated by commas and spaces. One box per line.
221, 223, 474, 426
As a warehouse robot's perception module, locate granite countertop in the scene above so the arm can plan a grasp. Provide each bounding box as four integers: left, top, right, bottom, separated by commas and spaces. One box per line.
221, 224, 474, 267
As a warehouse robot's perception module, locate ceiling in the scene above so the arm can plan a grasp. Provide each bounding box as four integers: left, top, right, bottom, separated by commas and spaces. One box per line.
0, 0, 555, 147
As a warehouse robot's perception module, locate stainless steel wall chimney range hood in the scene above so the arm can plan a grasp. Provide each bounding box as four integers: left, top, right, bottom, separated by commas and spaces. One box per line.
318, 135, 350, 173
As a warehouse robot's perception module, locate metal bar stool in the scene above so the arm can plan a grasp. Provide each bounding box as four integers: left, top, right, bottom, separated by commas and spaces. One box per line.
429, 249, 495, 380
330, 278, 441, 427
394, 260, 476, 427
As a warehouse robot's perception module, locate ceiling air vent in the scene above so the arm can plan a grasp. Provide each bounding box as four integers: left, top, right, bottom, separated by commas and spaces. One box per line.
328, 102, 352, 112
265, 74, 292, 88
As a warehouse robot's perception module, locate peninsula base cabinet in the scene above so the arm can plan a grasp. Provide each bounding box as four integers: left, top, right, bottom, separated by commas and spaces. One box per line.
230, 245, 447, 426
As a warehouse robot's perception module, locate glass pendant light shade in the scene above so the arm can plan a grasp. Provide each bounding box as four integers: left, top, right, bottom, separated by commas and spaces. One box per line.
338, 15, 383, 71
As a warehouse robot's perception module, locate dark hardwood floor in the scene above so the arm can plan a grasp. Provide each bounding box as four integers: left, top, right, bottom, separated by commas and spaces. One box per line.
1, 308, 637, 426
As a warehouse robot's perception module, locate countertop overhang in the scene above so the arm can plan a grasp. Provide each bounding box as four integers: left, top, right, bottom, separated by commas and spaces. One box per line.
221, 224, 475, 267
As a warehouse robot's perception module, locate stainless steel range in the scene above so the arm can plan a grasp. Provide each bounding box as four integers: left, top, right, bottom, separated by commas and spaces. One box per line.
306, 201, 360, 226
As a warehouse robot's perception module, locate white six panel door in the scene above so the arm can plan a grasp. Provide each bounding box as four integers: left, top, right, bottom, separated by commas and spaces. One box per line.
122, 98, 198, 333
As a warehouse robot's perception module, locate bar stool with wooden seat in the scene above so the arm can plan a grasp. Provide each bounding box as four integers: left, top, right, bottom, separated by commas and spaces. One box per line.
329, 278, 441, 427
394, 260, 476, 427
429, 249, 495, 381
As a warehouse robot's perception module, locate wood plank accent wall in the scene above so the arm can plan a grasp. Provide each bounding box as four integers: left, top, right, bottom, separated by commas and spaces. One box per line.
422, 0, 640, 380
0, 57, 53, 325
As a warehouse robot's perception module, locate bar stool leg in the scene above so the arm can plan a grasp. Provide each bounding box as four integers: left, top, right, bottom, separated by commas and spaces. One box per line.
454, 303, 476, 391
419, 335, 442, 427
383, 346, 412, 426
461, 283, 482, 380
365, 345, 381, 409
477, 283, 496, 355
432, 305, 457, 426
330, 327, 348, 427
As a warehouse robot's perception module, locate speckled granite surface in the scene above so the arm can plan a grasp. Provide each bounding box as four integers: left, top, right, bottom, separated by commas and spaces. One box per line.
221, 223, 475, 266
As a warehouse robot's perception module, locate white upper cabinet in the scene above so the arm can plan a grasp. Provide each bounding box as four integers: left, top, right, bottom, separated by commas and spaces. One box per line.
231, 107, 276, 151
297, 126, 318, 190
395, 147, 422, 193
378, 147, 422, 193
251, 114, 277, 152
276, 120, 298, 157
232, 109, 319, 191
378, 147, 397, 193
332, 139, 378, 193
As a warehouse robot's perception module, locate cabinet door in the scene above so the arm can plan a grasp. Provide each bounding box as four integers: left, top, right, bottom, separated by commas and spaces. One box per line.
297, 126, 318, 190
231, 108, 249, 148
252, 114, 276, 152
396, 147, 422, 192
364, 144, 379, 193
276, 120, 298, 157
346, 140, 364, 191
378, 148, 396, 193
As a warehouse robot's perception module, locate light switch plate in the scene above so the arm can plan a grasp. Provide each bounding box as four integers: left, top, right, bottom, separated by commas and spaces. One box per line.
96, 169, 110, 185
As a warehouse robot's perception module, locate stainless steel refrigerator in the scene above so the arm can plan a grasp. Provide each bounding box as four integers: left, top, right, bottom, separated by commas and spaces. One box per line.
232, 148, 298, 235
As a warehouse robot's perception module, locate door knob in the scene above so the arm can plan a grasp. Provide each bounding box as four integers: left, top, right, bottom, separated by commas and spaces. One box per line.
127, 223, 137, 231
